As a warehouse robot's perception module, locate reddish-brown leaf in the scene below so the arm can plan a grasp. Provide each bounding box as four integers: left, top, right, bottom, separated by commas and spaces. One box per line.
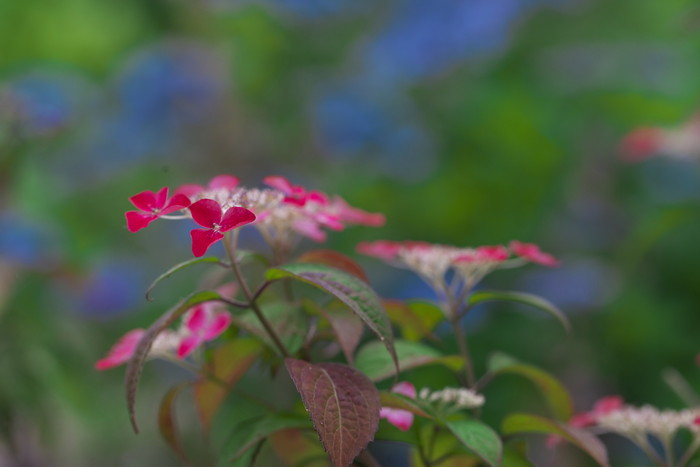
158, 383, 192, 464
126, 291, 221, 433
297, 249, 369, 282
285, 358, 380, 467
193, 338, 262, 430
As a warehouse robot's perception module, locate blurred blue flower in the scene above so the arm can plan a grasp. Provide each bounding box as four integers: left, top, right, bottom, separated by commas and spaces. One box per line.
518, 259, 619, 311
364, 0, 526, 82
313, 83, 435, 180
1, 69, 95, 138
79, 259, 145, 318
0, 211, 61, 267
116, 41, 226, 130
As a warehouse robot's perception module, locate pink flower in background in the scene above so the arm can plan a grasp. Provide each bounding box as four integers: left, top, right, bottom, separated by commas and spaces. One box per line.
620, 114, 700, 163
95, 329, 146, 370
177, 303, 233, 358
330, 196, 386, 227
125, 187, 191, 232
189, 199, 256, 257
175, 174, 240, 198
454, 245, 509, 263
380, 382, 416, 431
509, 241, 559, 267
356, 240, 403, 261
263, 175, 328, 206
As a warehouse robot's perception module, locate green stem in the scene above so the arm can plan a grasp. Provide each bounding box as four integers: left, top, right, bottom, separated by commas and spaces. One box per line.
677, 437, 700, 467
224, 231, 290, 358
451, 317, 476, 388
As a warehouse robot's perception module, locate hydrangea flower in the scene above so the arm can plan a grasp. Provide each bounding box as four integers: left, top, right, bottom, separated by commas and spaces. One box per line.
380, 382, 416, 431
125, 187, 191, 232
95, 301, 234, 369
509, 241, 559, 267
358, 240, 558, 295
94, 328, 180, 370
177, 302, 232, 358
189, 199, 256, 257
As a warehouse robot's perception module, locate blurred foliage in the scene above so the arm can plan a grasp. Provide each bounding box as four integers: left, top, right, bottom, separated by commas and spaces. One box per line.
3, 0, 700, 465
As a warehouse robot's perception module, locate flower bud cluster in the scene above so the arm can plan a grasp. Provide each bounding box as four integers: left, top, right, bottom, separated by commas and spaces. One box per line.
418, 386, 485, 409
596, 405, 700, 441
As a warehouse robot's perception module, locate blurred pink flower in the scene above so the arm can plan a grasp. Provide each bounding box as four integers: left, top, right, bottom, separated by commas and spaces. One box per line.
125, 187, 191, 232
380, 382, 416, 431
175, 174, 240, 198
509, 241, 559, 267
177, 303, 233, 358
94, 329, 146, 370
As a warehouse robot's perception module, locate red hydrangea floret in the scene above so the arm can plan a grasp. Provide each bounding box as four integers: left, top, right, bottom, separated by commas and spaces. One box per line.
189, 199, 256, 257
125, 187, 191, 233
509, 240, 559, 267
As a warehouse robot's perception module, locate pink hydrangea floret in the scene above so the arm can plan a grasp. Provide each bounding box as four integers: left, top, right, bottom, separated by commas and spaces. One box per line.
509, 240, 559, 267
177, 303, 233, 358
380, 382, 416, 431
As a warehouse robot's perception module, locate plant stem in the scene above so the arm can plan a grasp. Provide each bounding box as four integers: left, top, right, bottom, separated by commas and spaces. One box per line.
451, 316, 476, 388
224, 231, 290, 358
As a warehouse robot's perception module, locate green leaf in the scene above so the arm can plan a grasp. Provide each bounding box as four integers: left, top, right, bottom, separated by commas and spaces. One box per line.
145, 257, 223, 301
488, 352, 574, 421
502, 413, 610, 467
234, 301, 306, 356
285, 358, 381, 467
269, 428, 328, 467
268, 263, 397, 376
384, 300, 444, 342
355, 339, 462, 381
193, 338, 263, 430
125, 290, 222, 433
379, 391, 433, 419
445, 419, 503, 467
222, 414, 311, 461
468, 290, 571, 333
158, 383, 192, 464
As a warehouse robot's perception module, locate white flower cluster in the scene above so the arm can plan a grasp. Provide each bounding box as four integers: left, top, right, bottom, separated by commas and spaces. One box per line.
398, 245, 465, 287
418, 387, 485, 409
597, 405, 700, 441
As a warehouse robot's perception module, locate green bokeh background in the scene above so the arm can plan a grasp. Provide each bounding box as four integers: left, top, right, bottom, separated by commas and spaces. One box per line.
2, 1, 700, 465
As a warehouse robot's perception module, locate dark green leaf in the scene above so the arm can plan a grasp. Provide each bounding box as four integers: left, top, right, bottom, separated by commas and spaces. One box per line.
384, 300, 444, 342
268, 263, 397, 376
488, 352, 574, 421
234, 301, 305, 356
125, 290, 222, 433
502, 413, 610, 467
222, 414, 311, 461
468, 290, 571, 333
445, 419, 503, 467
145, 257, 223, 301
355, 339, 462, 381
